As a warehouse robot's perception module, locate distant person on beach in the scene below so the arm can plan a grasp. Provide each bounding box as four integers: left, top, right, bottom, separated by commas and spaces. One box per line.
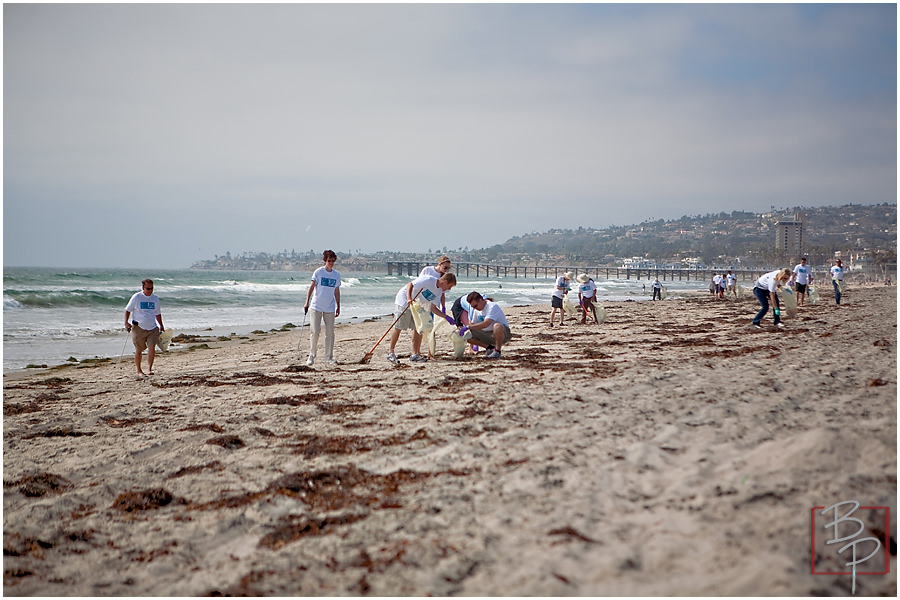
726, 271, 737, 297
124, 279, 164, 378
550, 271, 574, 326
576, 273, 598, 323
387, 272, 457, 363
830, 259, 845, 305
712, 273, 725, 299
420, 256, 452, 312
651, 278, 663, 300
304, 250, 341, 366
462, 292, 511, 359
751, 268, 792, 329
790, 257, 814, 307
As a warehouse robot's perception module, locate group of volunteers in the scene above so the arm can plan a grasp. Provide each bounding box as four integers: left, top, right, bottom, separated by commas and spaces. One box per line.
750, 257, 845, 329
548, 271, 600, 326
123, 251, 850, 375
710, 271, 739, 299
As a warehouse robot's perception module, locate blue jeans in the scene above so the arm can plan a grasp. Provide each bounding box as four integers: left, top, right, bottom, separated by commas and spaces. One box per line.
833, 279, 842, 304
753, 287, 781, 325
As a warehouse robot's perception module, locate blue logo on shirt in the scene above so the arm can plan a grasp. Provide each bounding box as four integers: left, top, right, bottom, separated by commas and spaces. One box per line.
422, 289, 436, 302
321, 277, 337, 288
140, 301, 155, 310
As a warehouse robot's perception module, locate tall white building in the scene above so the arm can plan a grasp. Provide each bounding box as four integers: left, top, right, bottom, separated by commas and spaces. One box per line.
775, 212, 803, 255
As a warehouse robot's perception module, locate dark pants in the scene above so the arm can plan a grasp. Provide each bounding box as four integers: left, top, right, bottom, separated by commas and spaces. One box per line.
652, 287, 661, 300
753, 287, 780, 325
833, 280, 842, 305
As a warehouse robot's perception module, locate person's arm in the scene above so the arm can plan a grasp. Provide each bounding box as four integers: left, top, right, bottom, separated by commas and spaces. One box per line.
156, 314, 164, 332
304, 281, 315, 311
125, 310, 132, 332
334, 288, 341, 318
405, 282, 415, 307
468, 318, 495, 331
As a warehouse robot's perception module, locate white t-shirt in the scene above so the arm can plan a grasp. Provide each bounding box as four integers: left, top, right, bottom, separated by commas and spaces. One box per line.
552, 276, 569, 299
310, 266, 341, 313
652, 280, 662, 290
755, 270, 784, 293
125, 291, 161, 330
792, 263, 813, 285
579, 280, 597, 299
481, 301, 509, 328
420, 266, 441, 278
395, 274, 442, 310
713, 274, 723, 286
726, 273, 736, 287
830, 265, 844, 281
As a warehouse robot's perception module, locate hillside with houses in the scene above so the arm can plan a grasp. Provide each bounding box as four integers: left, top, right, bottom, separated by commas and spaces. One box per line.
192, 203, 896, 276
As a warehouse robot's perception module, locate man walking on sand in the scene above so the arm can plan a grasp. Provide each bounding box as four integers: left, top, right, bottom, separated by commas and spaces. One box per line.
125, 279, 164, 378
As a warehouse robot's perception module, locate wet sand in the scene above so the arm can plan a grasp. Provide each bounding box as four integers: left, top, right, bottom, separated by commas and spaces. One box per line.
3, 286, 896, 595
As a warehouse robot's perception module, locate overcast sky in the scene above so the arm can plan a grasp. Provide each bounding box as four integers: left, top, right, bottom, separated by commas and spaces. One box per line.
4, 3, 897, 268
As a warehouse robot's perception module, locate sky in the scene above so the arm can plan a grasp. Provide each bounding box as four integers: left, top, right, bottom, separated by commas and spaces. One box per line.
3, 3, 897, 269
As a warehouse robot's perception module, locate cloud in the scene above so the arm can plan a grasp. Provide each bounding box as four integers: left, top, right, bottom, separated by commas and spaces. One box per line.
4, 3, 896, 267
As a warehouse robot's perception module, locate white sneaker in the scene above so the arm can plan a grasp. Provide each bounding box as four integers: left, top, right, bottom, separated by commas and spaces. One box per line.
306, 356, 315, 366
386, 352, 399, 364
326, 359, 338, 365
775, 322, 785, 329
410, 354, 428, 363
485, 350, 502, 359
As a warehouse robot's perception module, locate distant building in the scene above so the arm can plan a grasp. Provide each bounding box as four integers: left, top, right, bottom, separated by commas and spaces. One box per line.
775, 212, 804, 255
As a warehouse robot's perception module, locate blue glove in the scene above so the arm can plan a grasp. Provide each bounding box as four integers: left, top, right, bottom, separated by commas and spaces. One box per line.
458, 326, 468, 336
445, 314, 455, 325
773, 307, 780, 317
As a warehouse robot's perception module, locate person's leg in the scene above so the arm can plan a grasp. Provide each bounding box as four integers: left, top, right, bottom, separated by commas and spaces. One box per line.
753, 287, 769, 324
492, 323, 505, 352
134, 349, 143, 375
323, 312, 336, 361
833, 280, 841, 305
133, 328, 145, 375
308, 310, 323, 362
411, 330, 423, 357
388, 327, 401, 354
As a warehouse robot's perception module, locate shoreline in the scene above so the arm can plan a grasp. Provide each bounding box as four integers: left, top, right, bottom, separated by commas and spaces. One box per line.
4, 288, 896, 595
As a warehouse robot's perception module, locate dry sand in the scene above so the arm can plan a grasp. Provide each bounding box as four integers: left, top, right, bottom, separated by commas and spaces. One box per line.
4, 286, 897, 596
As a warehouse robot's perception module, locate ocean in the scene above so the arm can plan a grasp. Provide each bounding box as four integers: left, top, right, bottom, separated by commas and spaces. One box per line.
3, 266, 707, 372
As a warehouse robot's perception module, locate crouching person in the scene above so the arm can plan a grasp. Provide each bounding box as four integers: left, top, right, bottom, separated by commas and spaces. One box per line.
463, 292, 510, 359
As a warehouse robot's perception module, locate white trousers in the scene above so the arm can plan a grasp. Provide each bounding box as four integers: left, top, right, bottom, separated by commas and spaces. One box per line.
308, 309, 335, 360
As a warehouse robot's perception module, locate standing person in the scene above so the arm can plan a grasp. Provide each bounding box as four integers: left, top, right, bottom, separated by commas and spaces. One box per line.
463, 292, 511, 359
576, 273, 598, 324
726, 271, 738, 298
420, 256, 452, 312
549, 271, 574, 327
830, 259, 845, 305
304, 250, 341, 366
651, 278, 663, 300
751, 268, 792, 329
712, 273, 725, 299
386, 272, 456, 364
124, 279, 164, 378
790, 257, 814, 307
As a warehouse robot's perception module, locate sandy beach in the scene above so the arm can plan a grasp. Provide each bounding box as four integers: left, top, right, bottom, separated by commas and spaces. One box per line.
4, 286, 896, 596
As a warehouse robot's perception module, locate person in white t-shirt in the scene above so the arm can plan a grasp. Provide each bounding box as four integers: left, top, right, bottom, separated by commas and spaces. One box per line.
726, 271, 737, 298
419, 255, 452, 312
549, 271, 574, 327
789, 257, 814, 307
751, 268, 791, 328
304, 250, 341, 366
463, 292, 511, 359
576, 273, 598, 324
830, 259, 845, 305
651, 278, 663, 300
124, 278, 164, 378
387, 272, 457, 364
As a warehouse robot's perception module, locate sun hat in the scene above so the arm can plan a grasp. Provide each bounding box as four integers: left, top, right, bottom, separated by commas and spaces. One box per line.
576, 273, 590, 284
564, 271, 575, 280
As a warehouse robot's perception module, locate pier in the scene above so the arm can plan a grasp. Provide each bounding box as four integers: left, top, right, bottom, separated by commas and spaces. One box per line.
386, 262, 773, 282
